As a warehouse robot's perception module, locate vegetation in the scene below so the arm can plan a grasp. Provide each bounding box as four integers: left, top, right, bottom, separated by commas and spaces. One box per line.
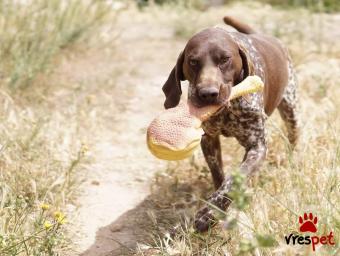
136, 0, 340, 12
259, 0, 340, 12
0, 98, 89, 255
0, 0, 110, 89
0, 0, 110, 255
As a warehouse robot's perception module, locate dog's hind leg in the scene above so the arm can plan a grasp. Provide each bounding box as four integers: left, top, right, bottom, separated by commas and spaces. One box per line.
278, 61, 300, 147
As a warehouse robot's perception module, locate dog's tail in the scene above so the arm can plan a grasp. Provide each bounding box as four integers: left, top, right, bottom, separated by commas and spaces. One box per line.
223, 16, 256, 34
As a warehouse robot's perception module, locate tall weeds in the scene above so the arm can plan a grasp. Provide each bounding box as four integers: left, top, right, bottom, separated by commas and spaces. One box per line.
0, 0, 110, 89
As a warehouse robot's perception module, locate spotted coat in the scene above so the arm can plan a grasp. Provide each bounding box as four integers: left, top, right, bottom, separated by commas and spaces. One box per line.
194, 31, 299, 232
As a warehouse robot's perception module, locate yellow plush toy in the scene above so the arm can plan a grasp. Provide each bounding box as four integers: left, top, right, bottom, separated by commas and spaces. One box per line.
147, 75, 264, 160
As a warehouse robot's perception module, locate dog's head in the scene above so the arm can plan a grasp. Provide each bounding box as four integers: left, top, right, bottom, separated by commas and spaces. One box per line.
162, 28, 251, 109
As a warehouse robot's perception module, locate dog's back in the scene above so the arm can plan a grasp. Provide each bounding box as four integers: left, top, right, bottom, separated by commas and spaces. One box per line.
224, 16, 289, 115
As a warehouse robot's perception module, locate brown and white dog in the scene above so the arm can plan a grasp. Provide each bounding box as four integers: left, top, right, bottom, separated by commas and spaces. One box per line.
162, 16, 299, 232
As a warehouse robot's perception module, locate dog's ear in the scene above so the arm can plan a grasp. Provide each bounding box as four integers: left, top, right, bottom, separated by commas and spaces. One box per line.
162, 51, 185, 109
238, 45, 255, 102
237, 44, 255, 83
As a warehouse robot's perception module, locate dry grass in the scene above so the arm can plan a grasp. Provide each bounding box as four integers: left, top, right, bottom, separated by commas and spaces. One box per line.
0, 0, 111, 89
259, 0, 340, 12
0, 0, 117, 255
0, 91, 88, 255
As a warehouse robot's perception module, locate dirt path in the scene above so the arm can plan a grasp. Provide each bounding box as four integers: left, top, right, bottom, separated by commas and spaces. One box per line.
70, 11, 186, 255
74, 79, 163, 254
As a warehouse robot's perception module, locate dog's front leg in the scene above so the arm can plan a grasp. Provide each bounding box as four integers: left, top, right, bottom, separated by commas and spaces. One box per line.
194, 139, 267, 232
201, 134, 225, 189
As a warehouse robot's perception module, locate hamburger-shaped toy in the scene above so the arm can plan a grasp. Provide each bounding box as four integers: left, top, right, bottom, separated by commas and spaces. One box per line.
147, 75, 264, 160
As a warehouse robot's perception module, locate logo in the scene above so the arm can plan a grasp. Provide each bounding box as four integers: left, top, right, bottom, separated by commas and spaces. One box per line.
299, 212, 317, 233
284, 212, 336, 251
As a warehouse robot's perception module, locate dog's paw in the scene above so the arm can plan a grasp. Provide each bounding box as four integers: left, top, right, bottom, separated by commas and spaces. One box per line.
194, 206, 217, 232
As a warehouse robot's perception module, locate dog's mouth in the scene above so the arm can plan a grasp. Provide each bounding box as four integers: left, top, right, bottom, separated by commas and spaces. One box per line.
188, 83, 231, 109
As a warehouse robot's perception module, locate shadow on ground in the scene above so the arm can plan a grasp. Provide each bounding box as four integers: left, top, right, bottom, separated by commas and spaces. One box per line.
81, 171, 211, 256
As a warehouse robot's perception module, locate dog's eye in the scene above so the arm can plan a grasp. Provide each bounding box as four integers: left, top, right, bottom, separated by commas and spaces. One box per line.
189, 59, 198, 66
219, 57, 230, 69
220, 57, 230, 64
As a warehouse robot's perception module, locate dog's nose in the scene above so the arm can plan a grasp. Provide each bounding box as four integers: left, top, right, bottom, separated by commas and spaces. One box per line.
198, 87, 219, 102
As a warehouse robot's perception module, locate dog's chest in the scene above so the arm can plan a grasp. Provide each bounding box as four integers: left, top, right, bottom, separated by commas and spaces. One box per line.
202, 94, 266, 140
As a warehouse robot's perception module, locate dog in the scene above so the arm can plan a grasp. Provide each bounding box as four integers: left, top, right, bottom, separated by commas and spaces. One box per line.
161, 16, 299, 232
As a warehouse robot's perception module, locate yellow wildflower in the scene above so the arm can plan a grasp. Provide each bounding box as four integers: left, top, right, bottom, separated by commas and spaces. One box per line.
54, 211, 64, 219
57, 216, 66, 224
54, 211, 66, 225
40, 203, 50, 211
43, 221, 53, 230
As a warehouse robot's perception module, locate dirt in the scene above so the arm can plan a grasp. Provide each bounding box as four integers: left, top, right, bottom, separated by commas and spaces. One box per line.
67, 10, 187, 256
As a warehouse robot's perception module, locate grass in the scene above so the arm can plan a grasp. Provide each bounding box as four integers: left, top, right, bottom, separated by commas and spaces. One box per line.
0, 0, 110, 89
0, 0, 115, 255
133, 1, 340, 255
0, 90, 90, 255
137, 0, 340, 12
258, 0, 340, 12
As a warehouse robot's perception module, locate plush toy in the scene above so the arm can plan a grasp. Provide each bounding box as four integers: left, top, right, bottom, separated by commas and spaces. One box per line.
147, 75, 264, 160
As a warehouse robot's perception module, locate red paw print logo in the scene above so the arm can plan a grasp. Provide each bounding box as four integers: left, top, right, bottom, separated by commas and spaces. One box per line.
299, 213, 317, 233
